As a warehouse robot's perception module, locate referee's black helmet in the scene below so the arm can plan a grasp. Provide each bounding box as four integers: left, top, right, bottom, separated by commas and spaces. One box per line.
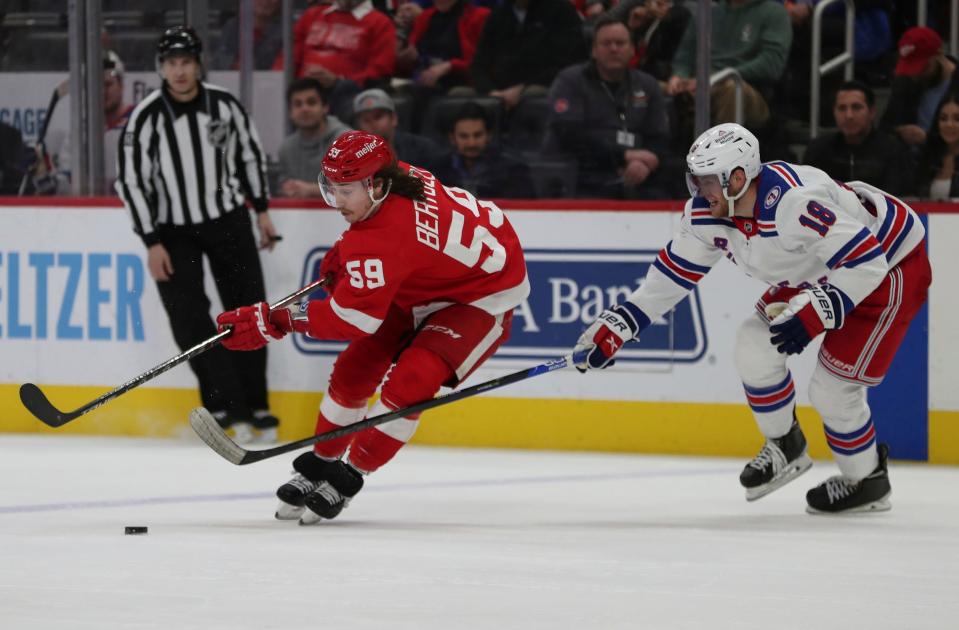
156, 26, 203, 63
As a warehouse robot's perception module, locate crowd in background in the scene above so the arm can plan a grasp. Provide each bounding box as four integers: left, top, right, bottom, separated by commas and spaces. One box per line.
0, 0, 957, 201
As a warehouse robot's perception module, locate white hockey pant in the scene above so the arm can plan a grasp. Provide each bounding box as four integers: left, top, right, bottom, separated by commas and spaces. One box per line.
736, 314, 879, 480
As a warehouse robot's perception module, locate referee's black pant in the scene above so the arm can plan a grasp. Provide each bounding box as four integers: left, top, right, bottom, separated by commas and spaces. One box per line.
155, 209, 268, 420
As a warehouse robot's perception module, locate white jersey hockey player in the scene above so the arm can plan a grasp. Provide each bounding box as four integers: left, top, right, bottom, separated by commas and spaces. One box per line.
573, 123, 932, 514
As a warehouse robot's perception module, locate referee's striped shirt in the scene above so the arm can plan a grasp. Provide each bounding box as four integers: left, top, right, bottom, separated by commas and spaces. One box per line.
115, 81, 269, 246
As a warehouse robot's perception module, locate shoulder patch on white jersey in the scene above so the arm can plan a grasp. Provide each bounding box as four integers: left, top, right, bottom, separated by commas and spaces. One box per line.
754, 162, 805, 237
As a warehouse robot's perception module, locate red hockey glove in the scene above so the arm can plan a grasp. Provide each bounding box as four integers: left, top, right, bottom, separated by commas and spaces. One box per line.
573, 304, 642, 371
217, 302, 293, 351
769, 285, 847, 355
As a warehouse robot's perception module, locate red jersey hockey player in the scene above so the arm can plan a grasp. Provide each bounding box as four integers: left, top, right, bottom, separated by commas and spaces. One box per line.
572, 123, 931, 514
216, 131, 529, 524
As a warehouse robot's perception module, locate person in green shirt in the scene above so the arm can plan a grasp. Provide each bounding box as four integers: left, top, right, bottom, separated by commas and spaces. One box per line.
666, 0, 791, 132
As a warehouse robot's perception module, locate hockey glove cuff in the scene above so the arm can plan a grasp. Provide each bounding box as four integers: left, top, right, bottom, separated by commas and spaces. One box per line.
573, 303, 643, 371
769, 285, 847, 355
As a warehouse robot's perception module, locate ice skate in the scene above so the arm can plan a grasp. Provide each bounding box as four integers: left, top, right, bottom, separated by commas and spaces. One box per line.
740, 421, 812, 501
251, 410, 279, 444
299, 461, 365, 526
212, 410, 254, 445
806, 444, 891, 514
275, 452, 340, 520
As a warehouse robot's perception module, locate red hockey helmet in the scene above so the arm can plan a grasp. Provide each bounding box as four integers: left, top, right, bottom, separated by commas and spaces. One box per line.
318, 131, 396, 213
321, 130, 395, 184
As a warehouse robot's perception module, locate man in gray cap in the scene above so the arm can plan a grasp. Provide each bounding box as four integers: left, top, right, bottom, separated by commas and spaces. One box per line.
352, 88, 442, 169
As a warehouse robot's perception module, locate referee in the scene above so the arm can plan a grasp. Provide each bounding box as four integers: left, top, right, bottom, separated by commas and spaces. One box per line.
116, 26, 280, 443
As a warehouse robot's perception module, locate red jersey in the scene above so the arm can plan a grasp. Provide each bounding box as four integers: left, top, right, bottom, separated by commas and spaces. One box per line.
304, 164, 530, 341
293, 2, 396, 84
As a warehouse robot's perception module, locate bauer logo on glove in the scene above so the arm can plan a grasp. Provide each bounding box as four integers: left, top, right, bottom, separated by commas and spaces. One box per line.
572, 303, 646, 371
768, 285, 848, 355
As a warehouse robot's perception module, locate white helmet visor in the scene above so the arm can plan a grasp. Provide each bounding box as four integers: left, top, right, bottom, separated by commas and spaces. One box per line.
317, 175, 369, 208
687, 173, 725, 198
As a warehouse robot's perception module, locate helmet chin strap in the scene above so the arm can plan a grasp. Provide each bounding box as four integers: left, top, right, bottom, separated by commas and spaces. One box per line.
358, 178, 392, 222
721, 173, 752, 217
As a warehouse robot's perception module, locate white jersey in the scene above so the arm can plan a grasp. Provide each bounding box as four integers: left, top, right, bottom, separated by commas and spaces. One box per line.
625, 161, 925, 328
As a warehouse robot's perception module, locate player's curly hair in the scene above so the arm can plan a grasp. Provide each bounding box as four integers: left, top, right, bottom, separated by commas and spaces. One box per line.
374, 164, 426, 201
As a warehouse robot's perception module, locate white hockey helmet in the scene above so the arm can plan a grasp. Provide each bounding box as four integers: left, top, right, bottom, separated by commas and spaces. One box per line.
685, 123, 761, 216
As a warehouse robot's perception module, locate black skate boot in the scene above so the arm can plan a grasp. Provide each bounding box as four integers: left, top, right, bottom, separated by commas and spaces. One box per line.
275, 452, 343, 521
806, 443, 892, 514
251, 410, 279, 444
740, 420, 813, 501
300, 461, 365, 526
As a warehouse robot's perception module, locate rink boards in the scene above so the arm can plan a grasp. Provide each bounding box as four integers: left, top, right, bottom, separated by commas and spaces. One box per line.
0, 198, 956, 464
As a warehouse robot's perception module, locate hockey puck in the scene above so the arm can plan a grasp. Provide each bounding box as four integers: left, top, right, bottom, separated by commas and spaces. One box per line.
124, 526, 148, 535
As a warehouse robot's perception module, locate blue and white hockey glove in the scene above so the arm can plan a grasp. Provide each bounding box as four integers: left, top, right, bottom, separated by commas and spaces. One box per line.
573, 304, 641, 371
769, 285, 846, 355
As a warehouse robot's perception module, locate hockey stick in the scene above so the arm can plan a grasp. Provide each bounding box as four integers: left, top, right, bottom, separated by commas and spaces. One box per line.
19, 277, 328, 428
18, 79, 70, 196
190, 349, 589, 465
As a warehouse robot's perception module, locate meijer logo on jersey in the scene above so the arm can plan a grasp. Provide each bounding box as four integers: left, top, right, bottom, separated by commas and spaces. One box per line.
293, 247, 708, 366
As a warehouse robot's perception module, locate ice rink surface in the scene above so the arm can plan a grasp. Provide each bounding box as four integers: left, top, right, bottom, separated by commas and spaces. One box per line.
1, 434, 957, 630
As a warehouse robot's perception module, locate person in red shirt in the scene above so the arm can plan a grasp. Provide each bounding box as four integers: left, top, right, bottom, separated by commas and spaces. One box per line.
216, 131, 530, 525
405, 0, 490, 90
292, 0, 397, 118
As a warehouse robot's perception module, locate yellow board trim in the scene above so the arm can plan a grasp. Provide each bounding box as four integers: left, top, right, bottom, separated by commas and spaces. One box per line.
930, 410, 959, 465
2, 385, 956, 464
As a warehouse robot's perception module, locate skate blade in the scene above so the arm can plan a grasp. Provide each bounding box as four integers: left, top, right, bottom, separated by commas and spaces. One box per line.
275, 502, 304, 521
805, 492, 892, 515
745, 454, 813, 502
298, 508, 323, 526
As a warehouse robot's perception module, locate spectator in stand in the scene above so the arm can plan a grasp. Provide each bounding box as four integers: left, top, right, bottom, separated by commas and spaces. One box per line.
544, 16, 670, 199
667, 0, 791, 134
278, 78, 352, 198
405, 0, 490, 92
803, 80, 913, 197
0, 120, 27, 195
610, 0, 691, 84
778, 1, 893, 120
56, 50, 134, 194
916, 90, 959, 201
881, 27, 958, 148
212, 0, 283, 70
393, 1, 424, 76
352, 88, 443, 168
578, 1, 609, 21
470, 0, 587, 111
432, 102, 534, 198
293, 0, 397, 119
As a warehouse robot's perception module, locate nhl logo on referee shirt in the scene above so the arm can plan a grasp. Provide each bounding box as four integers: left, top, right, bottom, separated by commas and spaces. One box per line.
206, 119, 229, 149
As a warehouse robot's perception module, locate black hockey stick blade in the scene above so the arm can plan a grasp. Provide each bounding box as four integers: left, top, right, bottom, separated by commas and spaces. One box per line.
20, 277, 327, 428
18, 382, 74, 427
190, 350, 589, 466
